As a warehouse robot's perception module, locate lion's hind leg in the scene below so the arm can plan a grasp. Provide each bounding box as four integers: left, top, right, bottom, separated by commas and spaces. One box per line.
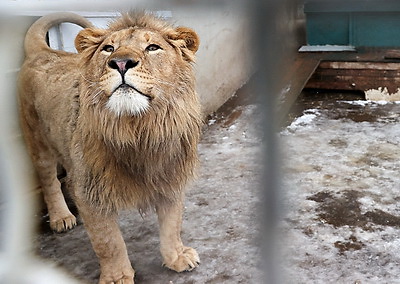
39, 162, 77, 232
35, 154, 76, 232
21, 118, 76, 232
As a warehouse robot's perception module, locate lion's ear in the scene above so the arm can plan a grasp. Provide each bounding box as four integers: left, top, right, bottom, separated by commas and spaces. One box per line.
175, 27, 200, 53
75, 28, 106, 53
169, 27, 200, 62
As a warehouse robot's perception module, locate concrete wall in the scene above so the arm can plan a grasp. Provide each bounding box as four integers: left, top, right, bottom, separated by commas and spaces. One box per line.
172, 7, 253, 115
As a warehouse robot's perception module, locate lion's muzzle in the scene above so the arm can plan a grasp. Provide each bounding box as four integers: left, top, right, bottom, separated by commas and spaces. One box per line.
105, 57, 153, 117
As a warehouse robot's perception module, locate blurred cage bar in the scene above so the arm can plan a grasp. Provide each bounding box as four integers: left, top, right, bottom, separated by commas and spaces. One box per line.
0, 3, 82, 283
0, 0, 288, 283
253, 1, 291, 283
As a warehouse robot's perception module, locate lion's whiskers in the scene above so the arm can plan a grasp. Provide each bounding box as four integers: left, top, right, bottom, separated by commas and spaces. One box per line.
153, 78, 176, 87
91, 88, 104, 103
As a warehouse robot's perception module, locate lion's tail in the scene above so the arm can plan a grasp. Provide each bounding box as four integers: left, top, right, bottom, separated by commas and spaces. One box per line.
24, 12, 93, 55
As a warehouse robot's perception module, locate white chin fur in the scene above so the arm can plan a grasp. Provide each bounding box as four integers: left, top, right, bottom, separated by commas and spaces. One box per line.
106, 87, 150, 117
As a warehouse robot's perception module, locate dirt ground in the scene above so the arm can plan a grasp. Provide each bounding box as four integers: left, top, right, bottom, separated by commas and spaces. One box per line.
36, 92, 264, 283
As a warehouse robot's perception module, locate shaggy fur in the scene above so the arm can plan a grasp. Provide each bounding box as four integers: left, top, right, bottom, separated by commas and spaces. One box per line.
18, 11, 202, 284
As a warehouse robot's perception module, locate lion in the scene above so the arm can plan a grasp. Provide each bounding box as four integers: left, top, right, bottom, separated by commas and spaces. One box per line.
18, 11, 202, 283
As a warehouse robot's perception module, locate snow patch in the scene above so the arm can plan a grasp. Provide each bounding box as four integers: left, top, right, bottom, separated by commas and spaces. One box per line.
284, 109, 319, 133
341, 100, 370, 106
365, 87, 400, 102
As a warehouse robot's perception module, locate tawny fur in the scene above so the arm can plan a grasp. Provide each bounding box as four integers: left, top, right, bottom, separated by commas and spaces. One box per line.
18, 11, 202, 283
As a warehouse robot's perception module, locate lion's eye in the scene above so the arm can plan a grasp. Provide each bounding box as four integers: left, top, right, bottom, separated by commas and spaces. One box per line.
102, 45, 114, 53
146, 44, 161, 52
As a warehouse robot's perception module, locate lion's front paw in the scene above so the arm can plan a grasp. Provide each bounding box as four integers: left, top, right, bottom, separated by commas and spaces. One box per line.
163, 247, 200, 272
99, 275, 134, 284
98, 268, 135, 284
50, 214, 77, 232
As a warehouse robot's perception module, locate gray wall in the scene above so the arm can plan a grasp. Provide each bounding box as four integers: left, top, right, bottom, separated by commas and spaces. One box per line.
172, 7, 253, 115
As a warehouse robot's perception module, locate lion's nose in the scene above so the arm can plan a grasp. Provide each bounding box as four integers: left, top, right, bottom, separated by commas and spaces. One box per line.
108, 59, 139, 75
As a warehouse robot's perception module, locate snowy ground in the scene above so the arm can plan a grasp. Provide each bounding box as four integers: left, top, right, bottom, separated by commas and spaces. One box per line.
280, 91, 400, 283
36, 100, 264, 283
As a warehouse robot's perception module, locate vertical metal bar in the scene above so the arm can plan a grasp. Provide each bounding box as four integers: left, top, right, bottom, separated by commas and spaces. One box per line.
250, 0, 290, 283
48, 24, 64, 50
0, 12, 77, 284
0, 15, 35, 282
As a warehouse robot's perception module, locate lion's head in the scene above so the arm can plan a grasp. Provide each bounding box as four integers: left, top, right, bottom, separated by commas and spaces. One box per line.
75, 12, 200, 118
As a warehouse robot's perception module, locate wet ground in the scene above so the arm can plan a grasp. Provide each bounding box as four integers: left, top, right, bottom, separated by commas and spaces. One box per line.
280, 89, 400, 283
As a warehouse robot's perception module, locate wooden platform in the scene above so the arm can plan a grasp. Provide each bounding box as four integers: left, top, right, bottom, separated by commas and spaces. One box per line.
305, 48, 400, 93
278, 47, 400, 124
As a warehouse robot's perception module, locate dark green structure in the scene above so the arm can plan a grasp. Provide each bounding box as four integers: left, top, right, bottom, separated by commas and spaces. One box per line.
304, 0, 400, 47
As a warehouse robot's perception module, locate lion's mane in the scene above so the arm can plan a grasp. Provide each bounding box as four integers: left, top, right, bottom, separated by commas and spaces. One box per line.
75, 13, 202, 214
